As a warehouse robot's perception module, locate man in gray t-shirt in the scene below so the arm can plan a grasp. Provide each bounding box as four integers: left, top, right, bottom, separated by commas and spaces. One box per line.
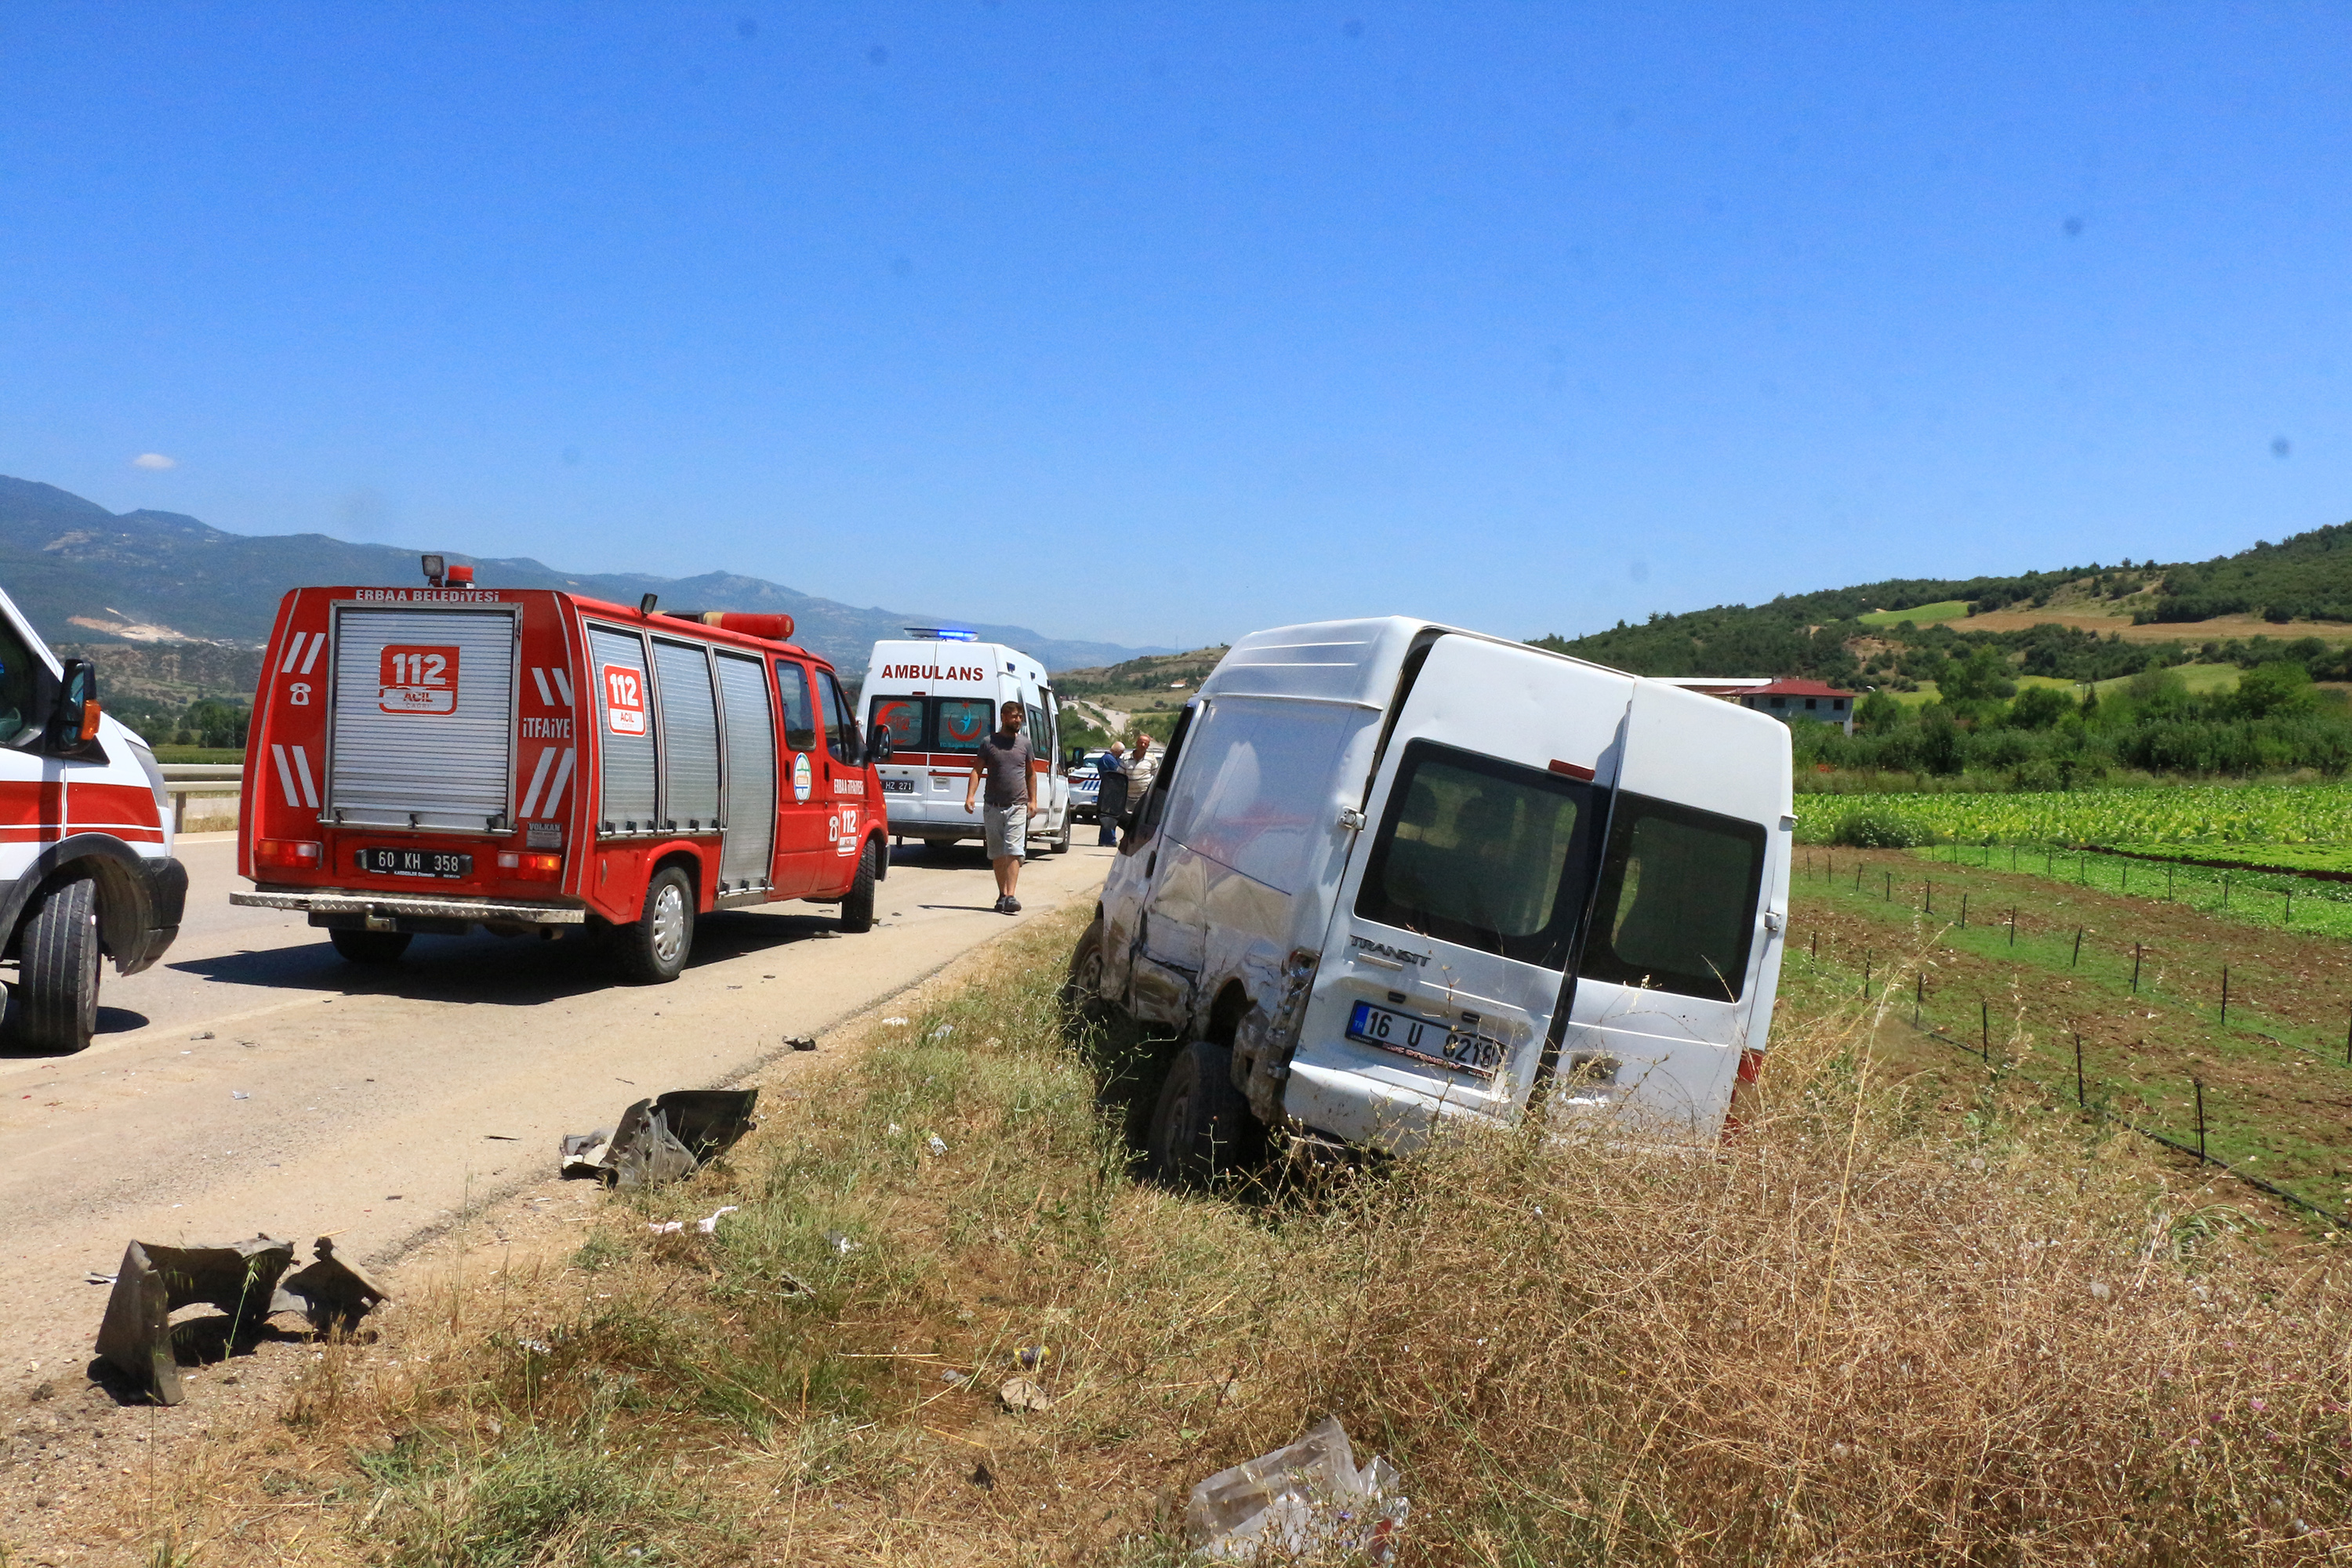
964, 700, 1040, 914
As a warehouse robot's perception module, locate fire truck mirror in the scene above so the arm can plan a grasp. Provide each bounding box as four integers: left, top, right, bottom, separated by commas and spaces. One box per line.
866, 727, 892, 765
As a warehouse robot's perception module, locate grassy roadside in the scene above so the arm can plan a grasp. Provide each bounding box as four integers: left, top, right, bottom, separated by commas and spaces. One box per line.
161, 905, 2352, 1566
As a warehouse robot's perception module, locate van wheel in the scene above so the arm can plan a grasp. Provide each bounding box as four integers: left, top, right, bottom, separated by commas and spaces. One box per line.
329, 929, 412, 964
1146, 1040, 1258, 1185
1051, 818, 1073, 855
840, 840, 877, 933
1061, 916, 1109, 1020
620, 866, 695, 984
15, 876, 100, 1054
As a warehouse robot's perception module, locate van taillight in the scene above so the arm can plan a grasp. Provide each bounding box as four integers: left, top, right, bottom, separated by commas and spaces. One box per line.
497, 851, 562, 880
1722, 1047, 1766, 1141
256, 839, 323, 869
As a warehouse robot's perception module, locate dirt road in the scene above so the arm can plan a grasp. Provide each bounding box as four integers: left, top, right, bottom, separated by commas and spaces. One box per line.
0, 832, 1109, 1401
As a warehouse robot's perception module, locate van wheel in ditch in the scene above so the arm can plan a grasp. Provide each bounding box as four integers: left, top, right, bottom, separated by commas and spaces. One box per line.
620, 866, 695, 984
840, 840, 877, 933
1051, 818, 1073, 855
1061, 916, 1110, 1022
14, 875, 100, 1054
329, 928, 412, 964
1147, 1040, 1258, 1185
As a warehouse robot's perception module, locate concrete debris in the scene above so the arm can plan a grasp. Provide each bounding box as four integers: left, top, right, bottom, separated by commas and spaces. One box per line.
997, 1375, 1051, 1414
270, 1236, 391, 1334
561, 1088, 760, 1189
1185, 1416, 1408, 1564
95, 1236, 296, 1406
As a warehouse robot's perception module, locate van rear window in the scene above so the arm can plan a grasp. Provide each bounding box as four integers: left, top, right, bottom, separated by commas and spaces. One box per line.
869, 698, 923, 750
1578, 794, 1766, 1002
1354, 741, 1596, 969
934, 699, 993, 753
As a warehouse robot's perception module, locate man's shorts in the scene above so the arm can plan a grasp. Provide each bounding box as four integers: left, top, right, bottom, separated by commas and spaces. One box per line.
983, 802, 1029, 859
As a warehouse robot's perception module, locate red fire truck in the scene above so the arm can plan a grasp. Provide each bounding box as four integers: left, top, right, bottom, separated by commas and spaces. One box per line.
233, 560, 893, 982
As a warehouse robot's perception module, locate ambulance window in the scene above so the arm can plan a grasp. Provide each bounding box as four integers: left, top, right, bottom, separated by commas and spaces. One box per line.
869, 697, 923, 751
1025, 704, 1048, 757
774, 661, 818, 753
0, 617, 38, 746
819, 672, 858, 765
1579, 794, 1766, 1002
934, 699, 992, 753
1354, 741, 1595, 968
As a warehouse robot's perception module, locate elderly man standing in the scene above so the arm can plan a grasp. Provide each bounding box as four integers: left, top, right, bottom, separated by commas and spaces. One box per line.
964, 699, 1040, 914
1123, 732, 1159, 838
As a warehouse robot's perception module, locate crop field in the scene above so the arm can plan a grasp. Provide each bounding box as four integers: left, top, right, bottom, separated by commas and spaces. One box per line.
1915, 840, 2352, 938
1786, 845, 2352, 1224
2111, 840, 2352, 877
1857, 598, 1970, 627
1797, 780, 2352, 848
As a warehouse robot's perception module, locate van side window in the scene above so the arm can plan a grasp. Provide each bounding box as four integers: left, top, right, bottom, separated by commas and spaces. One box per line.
1025, 703, 1048, 760
774, 661, 818, 753
819, 672, 858, 765
1353, 741, 1595, 968
1578, 794, 1766, 1001
1127, 702, 1196, 846
0, 617, 41, 746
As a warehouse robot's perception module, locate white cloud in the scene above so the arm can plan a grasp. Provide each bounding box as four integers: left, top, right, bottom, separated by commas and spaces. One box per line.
131, 452, 177, 470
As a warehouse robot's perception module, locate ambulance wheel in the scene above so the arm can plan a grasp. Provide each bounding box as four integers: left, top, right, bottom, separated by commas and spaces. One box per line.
329, 928, 412, 964
1146, 1040, 1258, 1185
840, 840, 877, 934
14, 875, 100, 1054
620, 866, 694, 984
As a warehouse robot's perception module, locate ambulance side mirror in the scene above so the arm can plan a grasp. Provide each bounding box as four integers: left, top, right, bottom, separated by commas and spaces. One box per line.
42, 659, 105, 760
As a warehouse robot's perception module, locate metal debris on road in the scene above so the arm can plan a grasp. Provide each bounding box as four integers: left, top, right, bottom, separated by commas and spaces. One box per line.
95, 1236, 296, 1405
271, 1236, 391, 1334
560, 1088, 759, 1189
788, 1035, 818, 1052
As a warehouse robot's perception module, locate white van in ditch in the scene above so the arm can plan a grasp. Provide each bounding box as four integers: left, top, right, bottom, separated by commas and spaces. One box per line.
862, 632, 1073, 855
1068, 617, 1793, 1176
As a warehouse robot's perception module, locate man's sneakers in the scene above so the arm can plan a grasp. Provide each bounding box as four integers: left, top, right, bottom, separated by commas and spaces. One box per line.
993, 894, 1022, 916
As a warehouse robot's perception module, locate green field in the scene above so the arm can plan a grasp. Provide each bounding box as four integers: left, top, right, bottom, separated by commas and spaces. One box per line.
1798, 780, 2352, 847
2107, 840, 2352, 877
1857, 598, 1971, 627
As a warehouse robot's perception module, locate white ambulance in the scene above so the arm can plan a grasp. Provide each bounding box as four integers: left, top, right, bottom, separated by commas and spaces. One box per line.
861, 631, 1072, 855
1068, 617, 1793, 1178
0, 587, 187, 1052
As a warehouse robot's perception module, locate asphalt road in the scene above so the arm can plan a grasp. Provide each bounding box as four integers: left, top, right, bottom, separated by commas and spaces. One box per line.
0, 830, 1110, 1399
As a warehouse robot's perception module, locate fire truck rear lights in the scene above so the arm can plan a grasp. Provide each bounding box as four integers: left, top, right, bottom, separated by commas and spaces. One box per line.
256, 839, 324, 868
496, 851, 563, 879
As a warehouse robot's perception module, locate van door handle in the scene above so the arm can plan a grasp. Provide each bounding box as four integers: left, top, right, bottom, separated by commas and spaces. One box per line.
1337, 808, 1367, 832
1763, 911, 1784, 932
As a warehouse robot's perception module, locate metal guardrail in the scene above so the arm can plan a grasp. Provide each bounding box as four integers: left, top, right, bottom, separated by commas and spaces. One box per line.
158, 763, 243, 833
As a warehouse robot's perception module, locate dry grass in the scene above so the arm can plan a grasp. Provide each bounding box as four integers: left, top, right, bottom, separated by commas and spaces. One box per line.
181, 906, 2351, 1565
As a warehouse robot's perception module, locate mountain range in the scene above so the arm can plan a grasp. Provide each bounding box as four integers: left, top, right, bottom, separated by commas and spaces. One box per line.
0, 477, 1167, 673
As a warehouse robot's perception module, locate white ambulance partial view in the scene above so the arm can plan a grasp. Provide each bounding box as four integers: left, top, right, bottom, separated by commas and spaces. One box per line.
862, 630, 1072, 855
0, 586, 187, 1053
1066, 617, 1793, 1179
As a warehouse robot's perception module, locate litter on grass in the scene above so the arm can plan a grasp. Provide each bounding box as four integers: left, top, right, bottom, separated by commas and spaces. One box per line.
1185, 1416, 1408, 1564
561, 1088, 759, 1189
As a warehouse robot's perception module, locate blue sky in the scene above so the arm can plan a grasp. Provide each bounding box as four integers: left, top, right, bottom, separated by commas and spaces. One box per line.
4, 4, 2348, 651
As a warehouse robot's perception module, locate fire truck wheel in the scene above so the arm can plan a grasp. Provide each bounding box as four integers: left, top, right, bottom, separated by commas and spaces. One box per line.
839, 840, 877, 933
1145, 1040, 1258, 1185
15, 875, 99, 1054
621, 866, 695, 983
329, 929, 413, 964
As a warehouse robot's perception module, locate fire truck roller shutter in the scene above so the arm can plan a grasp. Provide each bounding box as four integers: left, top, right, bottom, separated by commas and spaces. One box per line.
653, 639, 722, 832
590, 625, 658, 833
328, 606, 520, 831
715, 652, 776, 891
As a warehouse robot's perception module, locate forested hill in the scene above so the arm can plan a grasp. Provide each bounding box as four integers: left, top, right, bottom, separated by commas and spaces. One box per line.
1536, 519, 2352, 683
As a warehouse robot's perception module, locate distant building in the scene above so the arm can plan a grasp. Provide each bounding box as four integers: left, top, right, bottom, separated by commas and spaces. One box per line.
1734, 677, 1857, 735
1639, 675, 1859, 733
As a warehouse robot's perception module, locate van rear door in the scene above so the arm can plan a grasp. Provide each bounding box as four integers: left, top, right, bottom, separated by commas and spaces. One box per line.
1280, 634, 1633, 1150
1554, 684, 1788, 1140
328, 604, 520, 832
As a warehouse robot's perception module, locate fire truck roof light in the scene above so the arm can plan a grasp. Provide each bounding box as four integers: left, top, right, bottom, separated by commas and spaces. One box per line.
420, 554, 445, 586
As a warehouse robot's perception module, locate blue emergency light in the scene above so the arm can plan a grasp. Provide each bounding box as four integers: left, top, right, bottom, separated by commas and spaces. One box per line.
902, 627, 980, 642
